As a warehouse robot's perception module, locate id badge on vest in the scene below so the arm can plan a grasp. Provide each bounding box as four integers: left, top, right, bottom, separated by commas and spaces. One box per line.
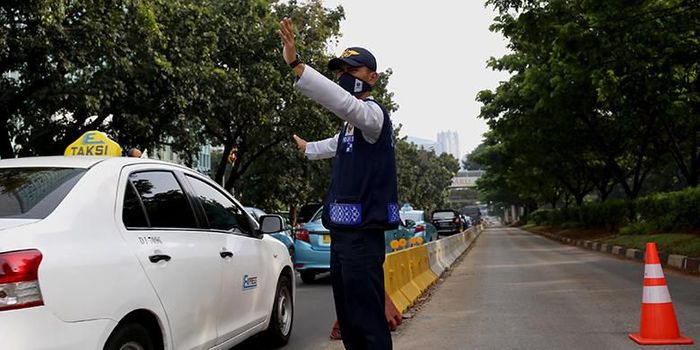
342, 123, 354, 153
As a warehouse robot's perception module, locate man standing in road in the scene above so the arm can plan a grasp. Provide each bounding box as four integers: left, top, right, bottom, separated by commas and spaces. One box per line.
279, 17, 398, 350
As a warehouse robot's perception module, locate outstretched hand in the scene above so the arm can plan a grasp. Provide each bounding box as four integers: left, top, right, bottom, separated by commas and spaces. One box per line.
278, 17, 297, 65
293, 134, 307, 153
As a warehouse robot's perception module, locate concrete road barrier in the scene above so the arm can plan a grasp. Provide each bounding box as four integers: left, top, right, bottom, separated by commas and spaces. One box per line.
382, 226, 483, 316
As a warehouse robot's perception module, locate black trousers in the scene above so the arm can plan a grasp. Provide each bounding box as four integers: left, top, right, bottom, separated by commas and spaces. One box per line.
330, 229, 392, 350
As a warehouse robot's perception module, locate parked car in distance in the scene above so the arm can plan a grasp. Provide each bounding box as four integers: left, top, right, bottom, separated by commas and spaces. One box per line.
399, 204, 438, 244
431, 209, 464, 237
245, 207, 295, 260
459, 214, 473, 229
461, 205, 482, 225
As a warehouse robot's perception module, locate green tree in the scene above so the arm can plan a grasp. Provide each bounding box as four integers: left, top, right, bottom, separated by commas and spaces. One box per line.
463, 143, 487, 170
196, 0, 345, 193
1, 0, 214, 159
476, 0, 699, 212
395, 138, 459, 214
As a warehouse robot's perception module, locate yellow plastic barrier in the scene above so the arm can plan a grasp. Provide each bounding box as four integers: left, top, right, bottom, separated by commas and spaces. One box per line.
382, 226, 485, 317
383, 253, 411, 313
393, 249, 421, 304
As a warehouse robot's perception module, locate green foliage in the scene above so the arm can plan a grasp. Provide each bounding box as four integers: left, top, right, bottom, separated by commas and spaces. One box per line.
0, 0, 413, 217
529, 209, 554, 226
635, 187, 700, 232
462, 143, 486, 170
619, 222, 655, 236
395, 137, 459, 215
477, 0, 700, 210
604, 233, 700, 258
532, 187, 700, 233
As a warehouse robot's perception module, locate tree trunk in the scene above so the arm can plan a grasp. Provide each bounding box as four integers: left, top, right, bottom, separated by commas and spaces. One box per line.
0, 119, 14, 159
215, 143, 233, 185
289, 203, 298, 226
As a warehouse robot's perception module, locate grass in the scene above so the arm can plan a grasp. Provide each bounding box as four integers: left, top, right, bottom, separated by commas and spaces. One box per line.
520, 224, 700, 258
602, 233, 700, 258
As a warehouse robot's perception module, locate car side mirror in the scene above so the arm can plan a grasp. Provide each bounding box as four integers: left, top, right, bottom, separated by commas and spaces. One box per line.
260, 215, 284, 234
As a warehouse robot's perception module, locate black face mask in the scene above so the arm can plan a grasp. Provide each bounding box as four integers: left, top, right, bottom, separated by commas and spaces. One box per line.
338, 72, 372, 95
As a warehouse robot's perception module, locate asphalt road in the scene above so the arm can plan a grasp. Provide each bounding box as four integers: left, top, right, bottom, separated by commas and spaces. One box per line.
391, 226, 700, 349
232, 272, 337, 350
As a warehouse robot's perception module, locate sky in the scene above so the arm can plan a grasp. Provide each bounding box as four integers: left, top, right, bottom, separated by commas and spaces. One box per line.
321, 0, 511, 157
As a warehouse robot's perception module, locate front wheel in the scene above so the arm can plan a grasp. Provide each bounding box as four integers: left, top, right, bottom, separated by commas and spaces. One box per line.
104, 323, 154, 350
299, 271, 316, 284
264, 274, 294, 347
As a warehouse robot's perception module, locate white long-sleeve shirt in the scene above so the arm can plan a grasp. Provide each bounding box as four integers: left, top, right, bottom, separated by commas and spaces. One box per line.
294, 65, 384, 160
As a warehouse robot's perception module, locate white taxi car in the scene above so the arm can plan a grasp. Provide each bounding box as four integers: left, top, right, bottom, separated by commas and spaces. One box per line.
0, 156, 295, 349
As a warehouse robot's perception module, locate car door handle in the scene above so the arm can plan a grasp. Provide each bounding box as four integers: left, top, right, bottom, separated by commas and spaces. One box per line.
149, 254, 171, 263
220, 251, 234, 259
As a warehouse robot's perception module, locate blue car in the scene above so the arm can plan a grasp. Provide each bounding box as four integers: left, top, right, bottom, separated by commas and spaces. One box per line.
244, 207, 295, 260
293, 208, 331, 283
293, 207, 421, 283
399, 204, 438, 244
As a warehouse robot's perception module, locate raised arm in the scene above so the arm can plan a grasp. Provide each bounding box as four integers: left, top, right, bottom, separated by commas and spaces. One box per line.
293, 134, 338, 160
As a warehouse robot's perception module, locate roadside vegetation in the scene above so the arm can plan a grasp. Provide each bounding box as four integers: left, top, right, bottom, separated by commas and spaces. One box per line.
473, 0, 700, 253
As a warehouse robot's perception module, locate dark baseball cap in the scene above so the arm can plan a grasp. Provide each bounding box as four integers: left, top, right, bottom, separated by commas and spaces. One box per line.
328, 47, 377, 72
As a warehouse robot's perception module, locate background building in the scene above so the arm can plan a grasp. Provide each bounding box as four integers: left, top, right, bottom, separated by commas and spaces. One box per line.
436, 130, 460, 159
406, 136, 437, 152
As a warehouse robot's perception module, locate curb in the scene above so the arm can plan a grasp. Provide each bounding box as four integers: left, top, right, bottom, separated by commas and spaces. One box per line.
529, 229, 700, 275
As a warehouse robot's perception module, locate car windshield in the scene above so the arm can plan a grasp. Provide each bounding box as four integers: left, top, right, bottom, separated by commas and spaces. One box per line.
433, 211, 456, 219
298, 203, 322, 223
0, 167, 86, 219
310, 207, 323, 222
400, 210, 425, 223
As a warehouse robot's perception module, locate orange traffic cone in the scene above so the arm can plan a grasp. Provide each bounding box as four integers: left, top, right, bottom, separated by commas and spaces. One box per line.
629, 243, 693, 345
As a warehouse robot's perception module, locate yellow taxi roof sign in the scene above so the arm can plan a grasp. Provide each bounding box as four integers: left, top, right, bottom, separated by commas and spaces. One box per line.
64, 130, 123, 157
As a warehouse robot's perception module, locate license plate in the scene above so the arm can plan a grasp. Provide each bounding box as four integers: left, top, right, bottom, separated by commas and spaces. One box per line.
323, 235, 331, 244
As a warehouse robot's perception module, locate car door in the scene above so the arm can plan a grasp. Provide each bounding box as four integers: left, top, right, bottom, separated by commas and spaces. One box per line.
119, 168, 224, 350
183, 175, 269, 343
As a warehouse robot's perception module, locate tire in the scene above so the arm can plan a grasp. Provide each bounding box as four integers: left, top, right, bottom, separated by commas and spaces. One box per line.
299, 271, 315, 284
264, 274, 294, 347
104, 323, 154, 350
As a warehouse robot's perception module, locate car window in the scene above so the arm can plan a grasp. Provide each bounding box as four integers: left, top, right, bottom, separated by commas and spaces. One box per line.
310, 207, 323, 222
298, 203, 322, 223
122, 182, 149, 228
128, 171, 198, 229
433, 211, 456, 219
186, 176, 253, 234
0, 167, 86, 219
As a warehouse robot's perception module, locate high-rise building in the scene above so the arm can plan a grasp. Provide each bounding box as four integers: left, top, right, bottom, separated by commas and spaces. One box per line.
436, 131, 460, 159
406, 136, 437, 152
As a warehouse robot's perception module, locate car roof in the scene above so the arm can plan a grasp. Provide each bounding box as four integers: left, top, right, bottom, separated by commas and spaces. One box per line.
0, 156, 109, 169
0, 156, 192, 171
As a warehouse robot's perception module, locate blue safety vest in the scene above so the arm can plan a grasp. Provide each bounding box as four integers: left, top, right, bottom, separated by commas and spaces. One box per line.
322, 100, 400, 231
